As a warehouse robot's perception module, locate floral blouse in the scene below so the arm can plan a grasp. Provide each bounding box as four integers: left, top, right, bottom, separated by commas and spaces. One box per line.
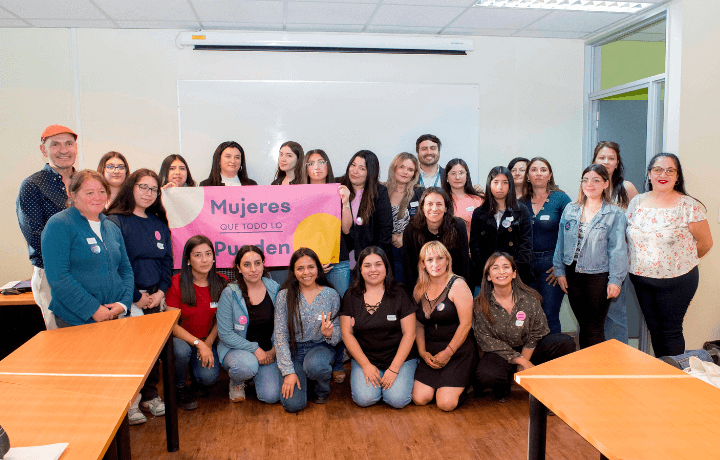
626, 194, 706, 279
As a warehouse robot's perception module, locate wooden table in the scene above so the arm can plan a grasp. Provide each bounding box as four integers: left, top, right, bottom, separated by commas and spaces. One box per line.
515, 340, 720, 460
0, 292, 45, 360
0, 311, 180, 459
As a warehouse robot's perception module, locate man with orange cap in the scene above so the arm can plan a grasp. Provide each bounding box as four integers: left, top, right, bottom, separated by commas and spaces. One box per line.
16, 125, 78, 329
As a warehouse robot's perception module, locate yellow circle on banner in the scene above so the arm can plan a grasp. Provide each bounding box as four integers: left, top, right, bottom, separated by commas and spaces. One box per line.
292, 213, 342, 265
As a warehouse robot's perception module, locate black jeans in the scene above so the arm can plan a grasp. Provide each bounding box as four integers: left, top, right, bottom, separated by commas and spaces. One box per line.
630, 266, 699, 357
565, 263, 610, 349
475, 333, 576, 399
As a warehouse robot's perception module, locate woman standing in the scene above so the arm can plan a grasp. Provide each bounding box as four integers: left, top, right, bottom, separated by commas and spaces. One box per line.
403, 187, 470, 295
217, 245, 282, 404
474, 253, 575, 402
442, 158, 483, 241
274, 248, 341, 413
159, 154, 196, 189
106, 169, 173, 425
199, 141, 257, 186
386, 152, 424, 285
519, 157, 571, 334
592, 141, 638, 344
97, 151, 130, 207
508, 157, 529, 200
165, 235, 228, 410
553, 164, 628, 349
340, 247, 418, 408
271, 141, 305, 185
340, 150, 393, 269
412, 241, 475, 412
626, 153, 712, 357
470, 167, 534, 285
42, 170, 133, 327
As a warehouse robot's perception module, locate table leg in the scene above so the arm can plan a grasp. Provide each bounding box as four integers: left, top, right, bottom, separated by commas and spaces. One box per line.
600, 455, 609, 460
528, 394, 547, 460
103, 434, 118, 460
161, 337, 179, 452
116, 414, 131, 460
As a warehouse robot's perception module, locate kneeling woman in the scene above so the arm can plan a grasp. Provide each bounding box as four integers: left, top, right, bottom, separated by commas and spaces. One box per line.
274, 248, 341, 412
412, 241, 475, 412
165, 235, 228, 410
340, 247, 418, 409
217, 245, 282, 404
474, 253, 575, 402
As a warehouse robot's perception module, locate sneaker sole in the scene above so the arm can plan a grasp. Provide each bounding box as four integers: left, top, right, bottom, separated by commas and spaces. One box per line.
230, 396, 246, 403
180, 401, 198, 411
128, 417, 147, 426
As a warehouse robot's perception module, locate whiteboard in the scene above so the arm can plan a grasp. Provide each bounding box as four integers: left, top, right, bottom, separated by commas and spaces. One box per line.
177, 80, 479, 185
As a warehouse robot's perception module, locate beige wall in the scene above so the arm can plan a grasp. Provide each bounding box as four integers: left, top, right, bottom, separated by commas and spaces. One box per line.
677, 0, 720, 348
0, 28, 585, 281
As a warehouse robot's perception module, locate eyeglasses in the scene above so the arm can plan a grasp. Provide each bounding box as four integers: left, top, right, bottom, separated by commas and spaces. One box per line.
580, 178, 604, 185
650, 167, 677, 177
105, 164, 126, 172
306, 160, 327, 167
448, 171, 467, 178
136, 183, 159, 195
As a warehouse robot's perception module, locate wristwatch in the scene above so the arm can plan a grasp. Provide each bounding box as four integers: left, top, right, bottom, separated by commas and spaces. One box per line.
193, 339, 200, 347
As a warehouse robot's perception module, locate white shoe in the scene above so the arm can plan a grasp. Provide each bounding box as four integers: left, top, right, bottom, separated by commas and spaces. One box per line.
128, 402, 147, 425
229, 381, 246, 402
139, 396, 165, 416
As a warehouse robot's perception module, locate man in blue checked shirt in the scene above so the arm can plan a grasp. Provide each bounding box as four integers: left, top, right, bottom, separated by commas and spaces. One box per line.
16, 124, 78, 329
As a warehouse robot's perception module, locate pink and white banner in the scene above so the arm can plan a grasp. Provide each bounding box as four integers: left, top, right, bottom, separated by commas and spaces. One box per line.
163, 184, 341, 268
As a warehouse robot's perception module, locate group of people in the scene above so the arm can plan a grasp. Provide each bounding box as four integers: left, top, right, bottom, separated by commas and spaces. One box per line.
16, 125, 711, 421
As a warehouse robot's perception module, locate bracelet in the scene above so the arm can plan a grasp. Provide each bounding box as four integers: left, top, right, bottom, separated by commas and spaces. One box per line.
387, 368, 398, 375
446, 345, 455, 354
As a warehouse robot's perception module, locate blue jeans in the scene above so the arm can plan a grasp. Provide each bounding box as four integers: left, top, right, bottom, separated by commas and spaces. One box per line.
268, 268, 289, 286
326, 260, 350, 297
173, 338, 220, 388
222, 349, 282, 403
281, 341, 334, 413
529, 251, 565, 335
667, 349, 713, 369
604, 277, 629, 344
392, 246, 405, 285
350, 359, 418, 409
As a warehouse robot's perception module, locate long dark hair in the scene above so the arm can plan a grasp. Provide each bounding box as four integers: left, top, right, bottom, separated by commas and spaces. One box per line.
475, 252, 541, 323
232, 245, 268, 309
442, 158, 483, 199
303, 149, 335, 184
274, 141, 305, 184
349, 246, 398, 297
106, 168, 168, 226
97, 151, 130, 178
576, 163, 611, 205
645, 153, 705, 209
410, 187, 459, 251
159, 154, 196, 187
480, 166, 518, 215
592, 141, 628, 208
180, 235, 227, 307
281, 248, 334, 350
204, 141, 254, 186
340, 150, 380, 224
521, 157, 563, 201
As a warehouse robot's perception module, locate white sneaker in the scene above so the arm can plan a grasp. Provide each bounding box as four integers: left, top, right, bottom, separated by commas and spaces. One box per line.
229, 381, 246, 402
128, 404, 147, 425
139, 397, 165, 416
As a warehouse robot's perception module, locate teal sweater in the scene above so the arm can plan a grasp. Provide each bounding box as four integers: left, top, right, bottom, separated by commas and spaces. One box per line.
41, 207, 134, 325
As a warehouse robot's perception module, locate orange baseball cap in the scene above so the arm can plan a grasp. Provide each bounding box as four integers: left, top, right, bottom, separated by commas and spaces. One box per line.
41, 124, 77, 142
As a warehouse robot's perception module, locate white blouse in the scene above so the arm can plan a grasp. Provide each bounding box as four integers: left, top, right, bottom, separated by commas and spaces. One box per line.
626, 194, 706, 279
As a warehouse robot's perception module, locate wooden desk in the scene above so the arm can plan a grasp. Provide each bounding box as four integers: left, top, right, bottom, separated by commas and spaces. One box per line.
0, 292, 45, 360
0, 292, 36, 306
515, 340, 720, 460
0, 311, 181, 459
0, 381, 129, 460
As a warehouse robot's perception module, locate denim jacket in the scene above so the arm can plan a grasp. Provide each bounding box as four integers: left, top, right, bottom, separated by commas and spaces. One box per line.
553, 201, 628, 287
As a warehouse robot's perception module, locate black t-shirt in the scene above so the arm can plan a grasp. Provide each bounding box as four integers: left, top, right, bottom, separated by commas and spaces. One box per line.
246, 291, 274, 352
339, 285, 418, 369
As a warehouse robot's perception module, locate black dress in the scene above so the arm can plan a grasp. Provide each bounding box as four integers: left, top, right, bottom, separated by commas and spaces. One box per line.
414, 276, 476, 388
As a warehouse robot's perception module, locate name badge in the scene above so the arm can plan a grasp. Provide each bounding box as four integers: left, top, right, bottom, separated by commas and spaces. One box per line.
318, 314, 324, 321
86, 237, 97, 244
157, 242, 164, 250
515, 320, 524, 327
387, 315, 397, 321
210, 302, 218, 309
507, 216, 514, 222
540, 215, 550, 221
410, 201, 419, 208
466, 206, 475, 213
234, 324, 245, 331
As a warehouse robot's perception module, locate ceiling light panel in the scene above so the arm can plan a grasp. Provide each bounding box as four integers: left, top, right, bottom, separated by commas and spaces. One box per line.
475, 1, 654, 14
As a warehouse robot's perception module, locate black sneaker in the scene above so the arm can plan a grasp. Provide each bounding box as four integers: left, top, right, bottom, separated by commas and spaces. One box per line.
312, 394, 329, 404
177, 386, 198, 411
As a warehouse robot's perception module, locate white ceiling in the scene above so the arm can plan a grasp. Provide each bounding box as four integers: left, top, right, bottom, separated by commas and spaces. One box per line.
0, 0, 668, 39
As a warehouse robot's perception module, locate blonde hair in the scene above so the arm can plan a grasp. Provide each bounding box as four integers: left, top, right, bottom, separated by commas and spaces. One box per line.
413, 241, 454, 302
385, 152, 421, 219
